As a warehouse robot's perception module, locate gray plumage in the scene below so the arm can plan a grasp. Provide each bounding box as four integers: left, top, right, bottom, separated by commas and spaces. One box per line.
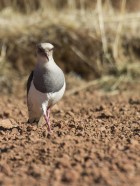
33, 63, 65, 93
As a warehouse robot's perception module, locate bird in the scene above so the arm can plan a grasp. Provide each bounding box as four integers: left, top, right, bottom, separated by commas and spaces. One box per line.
27, 43, 66, 132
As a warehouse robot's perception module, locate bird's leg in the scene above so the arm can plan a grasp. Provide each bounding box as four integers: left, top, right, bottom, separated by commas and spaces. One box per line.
46, 108, 50, 123
44, 108, 51, 132
44, 114, 51, 132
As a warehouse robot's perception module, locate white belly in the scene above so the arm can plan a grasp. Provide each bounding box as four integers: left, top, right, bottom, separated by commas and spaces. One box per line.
27, 81, 65, 120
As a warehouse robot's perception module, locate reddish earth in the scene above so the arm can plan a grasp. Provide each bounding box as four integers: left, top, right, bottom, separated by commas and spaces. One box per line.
0, 83, 140, 186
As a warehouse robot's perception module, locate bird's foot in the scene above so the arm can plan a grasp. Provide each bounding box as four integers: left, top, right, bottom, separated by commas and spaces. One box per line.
27, 118, 39, 124
48, 127, 53, 133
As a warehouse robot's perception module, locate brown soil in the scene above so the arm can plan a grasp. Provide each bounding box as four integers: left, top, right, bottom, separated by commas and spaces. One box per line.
0, 83, 140, 186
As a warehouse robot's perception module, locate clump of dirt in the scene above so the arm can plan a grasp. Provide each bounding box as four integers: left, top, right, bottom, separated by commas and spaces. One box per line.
0, 83, 140, 186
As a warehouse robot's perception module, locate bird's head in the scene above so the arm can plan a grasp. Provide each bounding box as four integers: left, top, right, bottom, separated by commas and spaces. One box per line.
37, 43, 54, 61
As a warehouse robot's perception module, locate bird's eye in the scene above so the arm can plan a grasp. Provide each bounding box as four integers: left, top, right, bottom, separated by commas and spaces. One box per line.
38, 48, 44, 53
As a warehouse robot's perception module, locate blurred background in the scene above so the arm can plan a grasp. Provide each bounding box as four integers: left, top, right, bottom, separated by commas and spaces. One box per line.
0, 0, 140, 95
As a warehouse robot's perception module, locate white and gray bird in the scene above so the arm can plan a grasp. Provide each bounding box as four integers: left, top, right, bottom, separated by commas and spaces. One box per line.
27, 43, 66, 132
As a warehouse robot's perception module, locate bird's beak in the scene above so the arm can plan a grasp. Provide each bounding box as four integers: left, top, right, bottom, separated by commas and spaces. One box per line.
44, 51, 49, 60
37, 46, 49, 60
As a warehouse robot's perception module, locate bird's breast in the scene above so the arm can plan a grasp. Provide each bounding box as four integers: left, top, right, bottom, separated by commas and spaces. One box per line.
33, 66, 65, 93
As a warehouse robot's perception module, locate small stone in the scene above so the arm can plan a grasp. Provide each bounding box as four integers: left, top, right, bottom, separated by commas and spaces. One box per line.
61, 170, 79, 183
131, 139, 139, 146
0, 119, 17, 129
11, 128, 19, 135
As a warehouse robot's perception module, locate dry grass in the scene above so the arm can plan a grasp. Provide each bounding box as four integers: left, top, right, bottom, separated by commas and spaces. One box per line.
0, 0, 140, 93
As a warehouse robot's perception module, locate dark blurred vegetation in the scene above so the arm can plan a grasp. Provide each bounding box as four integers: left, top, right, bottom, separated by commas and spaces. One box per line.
0, 0, 140, 12
0, 0, 140, 93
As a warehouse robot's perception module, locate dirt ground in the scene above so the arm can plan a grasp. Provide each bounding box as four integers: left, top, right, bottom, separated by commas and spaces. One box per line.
0, 82, 140, 186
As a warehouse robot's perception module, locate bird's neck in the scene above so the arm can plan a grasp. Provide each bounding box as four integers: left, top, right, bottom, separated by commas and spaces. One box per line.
36, 56, 55, 68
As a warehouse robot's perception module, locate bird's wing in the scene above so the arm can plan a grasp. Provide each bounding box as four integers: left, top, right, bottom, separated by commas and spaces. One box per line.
27, 71, 34, 96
